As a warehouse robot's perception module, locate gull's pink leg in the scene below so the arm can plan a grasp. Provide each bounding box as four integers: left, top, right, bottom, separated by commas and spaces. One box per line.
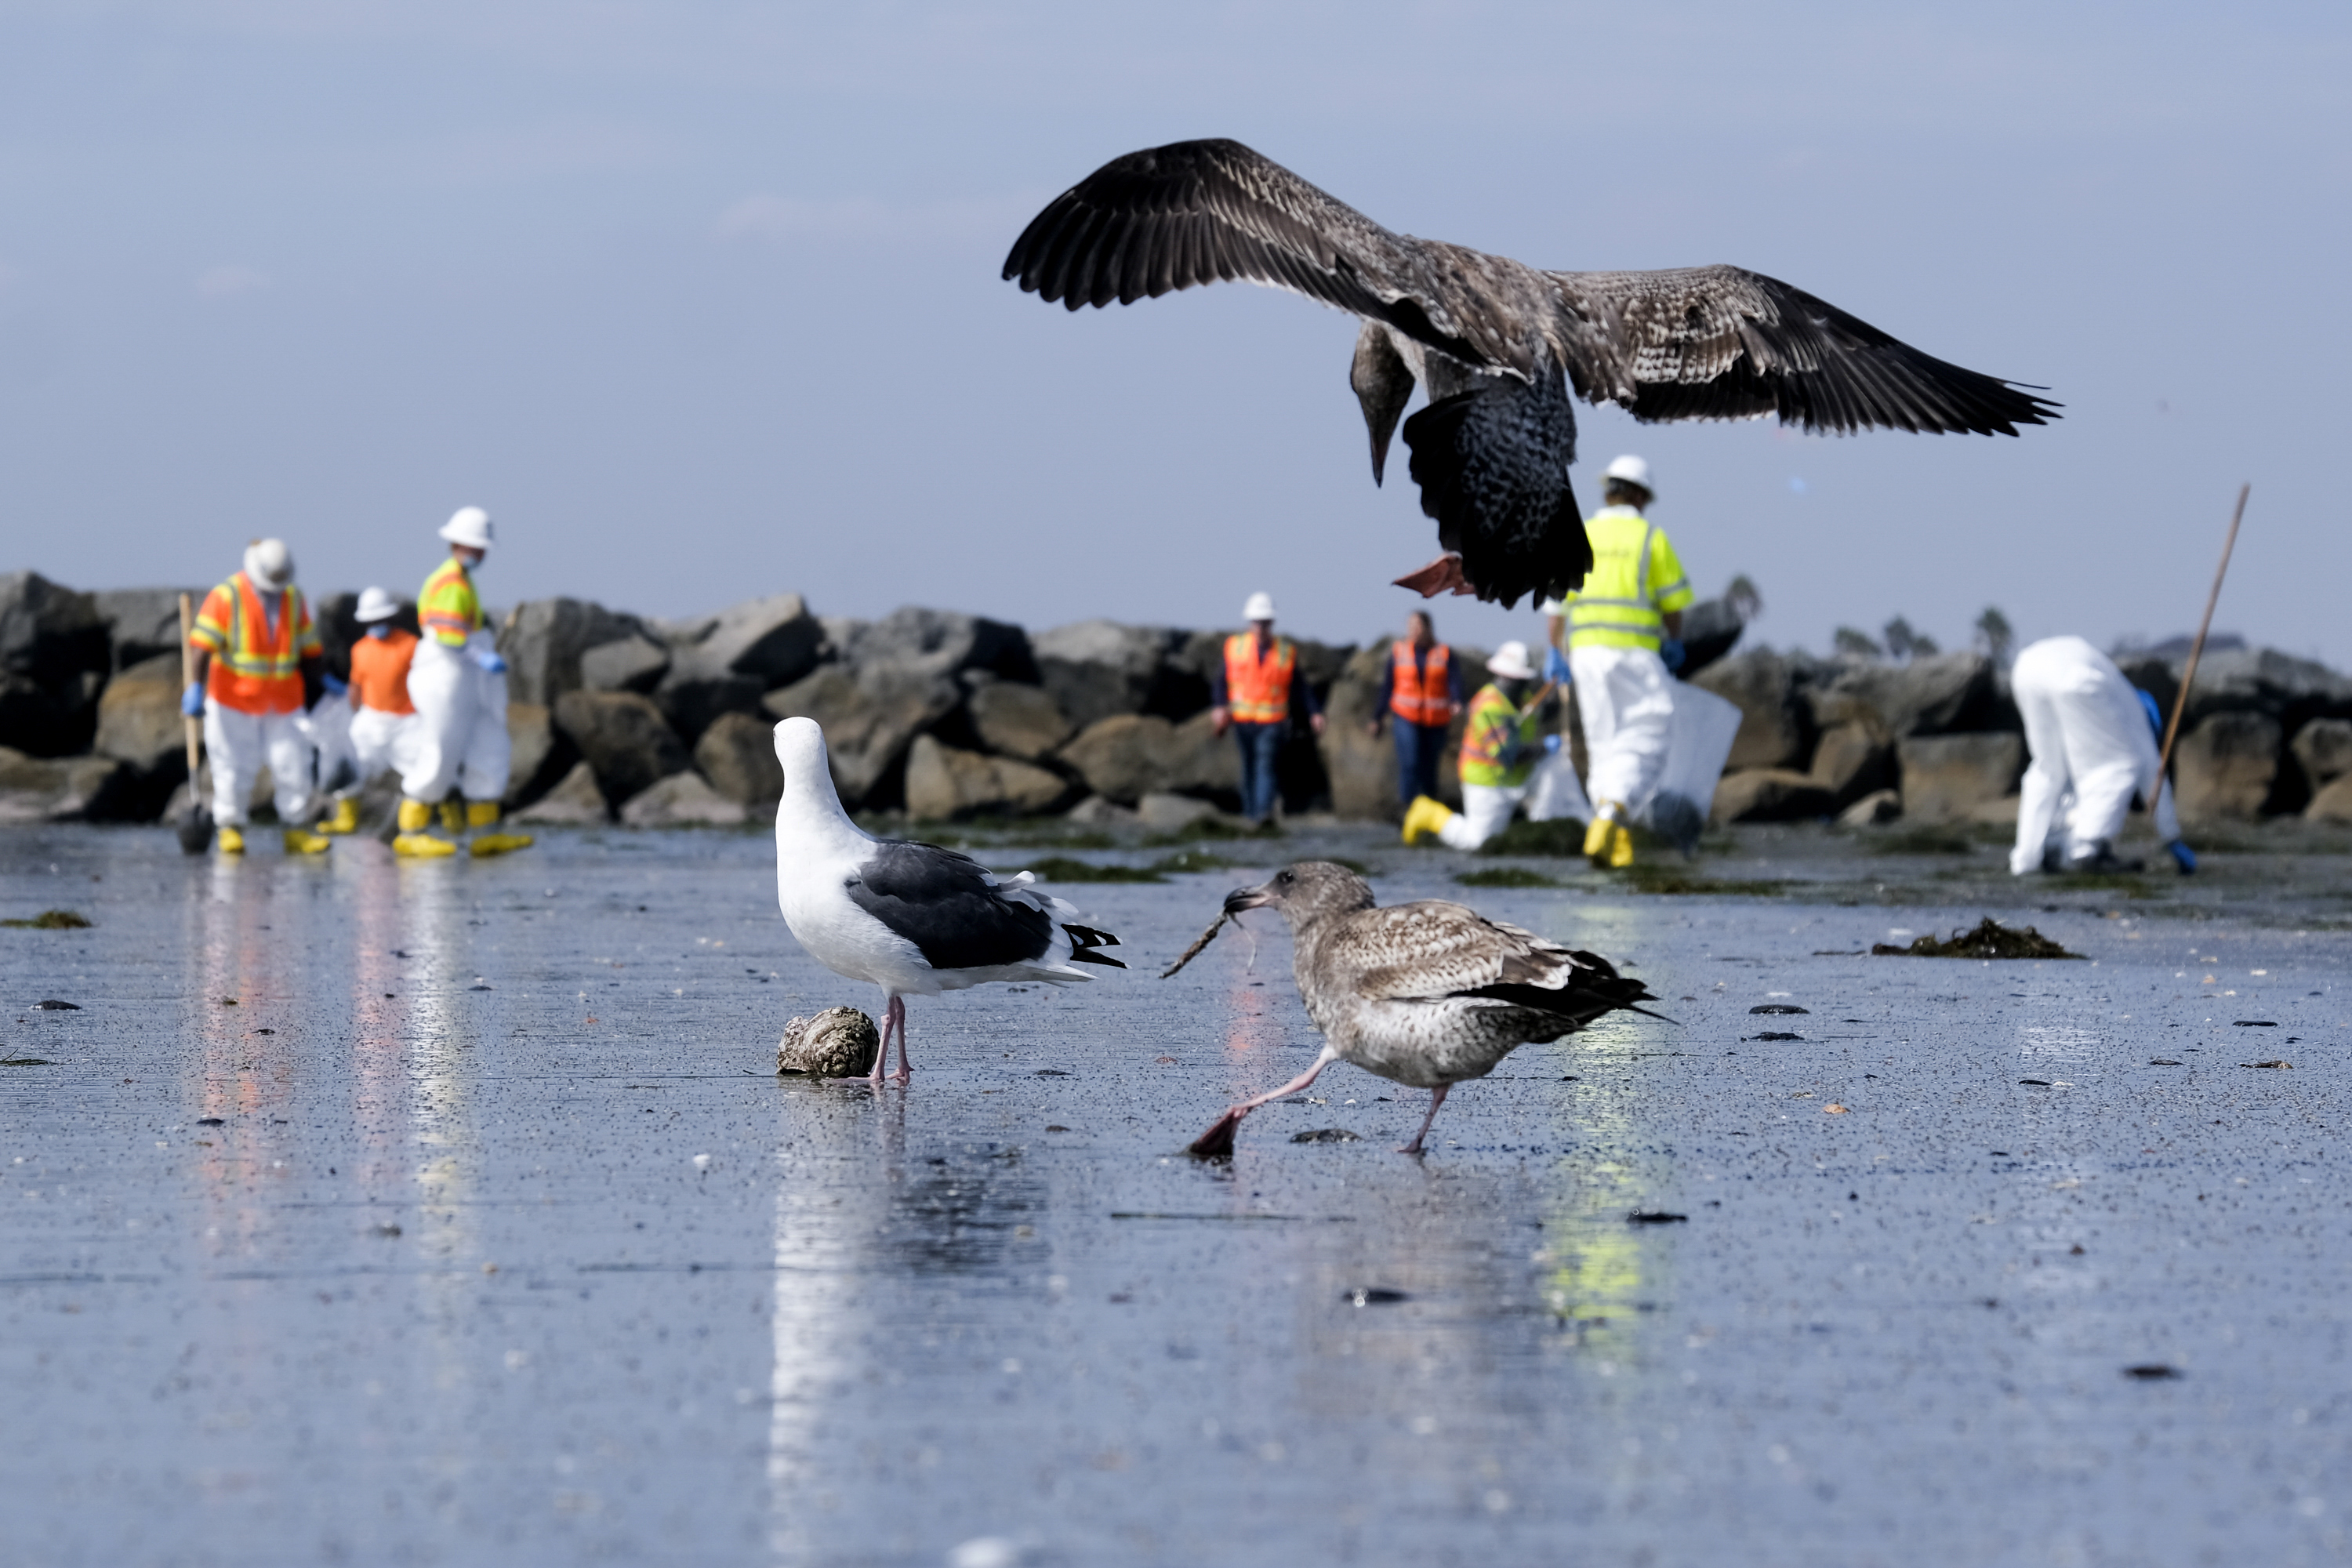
891, 996, 913, 1085
1188, 1045, 1340, 1156
1397, 1083, 1451, 1155
867, 994, 896, 1087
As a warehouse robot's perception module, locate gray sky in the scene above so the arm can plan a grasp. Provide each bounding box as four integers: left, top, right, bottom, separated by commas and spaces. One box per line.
2, 2, 2346, 665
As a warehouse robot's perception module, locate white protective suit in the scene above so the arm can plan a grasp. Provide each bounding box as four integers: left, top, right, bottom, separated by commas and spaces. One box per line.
402, 631, 511, 803
1570, 645, 1677, 812
348, 706, 418, 787
203, 702, 313, 826
2009, 636, 2180, 875
1436, 752, 1591, 849
294, 696, 357, 797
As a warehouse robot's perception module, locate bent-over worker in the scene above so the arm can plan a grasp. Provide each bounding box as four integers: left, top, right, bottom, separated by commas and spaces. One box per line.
1367, 610, 1463, 811
315, 586, 420, 835
393, 507, 532, 858
2009, 635, 2194, 876
1540, 454, 1693, 869
183, 539, 334, 855
1209, 592, 1324, 827
1400, 641, 1567, 849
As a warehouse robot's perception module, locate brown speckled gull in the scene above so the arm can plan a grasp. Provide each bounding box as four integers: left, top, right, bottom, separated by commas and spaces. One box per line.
1187, 862, 1663, 1156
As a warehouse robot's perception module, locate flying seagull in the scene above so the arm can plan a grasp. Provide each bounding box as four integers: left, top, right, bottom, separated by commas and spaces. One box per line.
1181, 862, 1661, 1155
771, 717, 1124, 1084
1003, 139, 2060, 607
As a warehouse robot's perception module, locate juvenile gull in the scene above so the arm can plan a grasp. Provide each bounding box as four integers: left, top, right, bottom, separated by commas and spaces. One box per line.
771, 717, 1124, 1084
1004, 139, 2059, 607
1189, 862, 1658, 1154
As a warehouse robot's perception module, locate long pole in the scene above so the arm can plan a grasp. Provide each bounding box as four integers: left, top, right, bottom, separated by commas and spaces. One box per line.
2155, 484, 2251, 786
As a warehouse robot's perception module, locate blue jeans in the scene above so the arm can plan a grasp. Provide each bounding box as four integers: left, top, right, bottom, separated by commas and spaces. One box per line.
1391, 720, 1447, 808
1232, 721, 1285, 822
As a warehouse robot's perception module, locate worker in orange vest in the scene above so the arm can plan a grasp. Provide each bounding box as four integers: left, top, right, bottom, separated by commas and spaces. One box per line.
1366, 609, 1463, 812
181, 538, 335, 855
314, 586, 421, 834
1209, 592, 1324, 827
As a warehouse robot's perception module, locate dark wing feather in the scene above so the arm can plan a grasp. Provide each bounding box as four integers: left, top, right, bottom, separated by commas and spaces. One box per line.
1004, 139, 1530, 376
1334, 904, 1657, 1025
845, 840, 1052, 972
1549, 265, 2060, 436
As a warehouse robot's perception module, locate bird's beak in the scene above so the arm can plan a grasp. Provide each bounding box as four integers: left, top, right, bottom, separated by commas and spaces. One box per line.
1222, 882, 1274, 916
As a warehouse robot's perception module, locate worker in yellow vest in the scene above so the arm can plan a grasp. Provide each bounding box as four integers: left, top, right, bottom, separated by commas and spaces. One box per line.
1367, 610, 1462, 811
392, 507, 532, 858
1209, 592, 1323, 827
1539, 455, 1693, 868
1400, 642, 1566, 848
181, 538, 336, 855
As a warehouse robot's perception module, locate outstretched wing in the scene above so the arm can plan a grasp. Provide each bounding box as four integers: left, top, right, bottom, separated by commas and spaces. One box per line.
1003, 138, 1538, 377
1549, 265, 2059, 436
1330, 902, 1653, 1027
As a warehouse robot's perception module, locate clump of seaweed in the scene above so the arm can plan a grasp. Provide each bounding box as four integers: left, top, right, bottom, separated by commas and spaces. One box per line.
1872, 918, 2082, 959
2, 909, 92, 930
1455, 866, 1566, 889
1014, 856, 1165, 884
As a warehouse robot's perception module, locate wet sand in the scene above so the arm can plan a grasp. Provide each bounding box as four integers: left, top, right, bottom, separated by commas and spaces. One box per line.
3, 818, 2347, 1566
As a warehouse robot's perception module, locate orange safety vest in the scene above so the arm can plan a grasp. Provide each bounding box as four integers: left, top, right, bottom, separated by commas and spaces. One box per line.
349, 628, 419, 716
1388, 641, 1457, 728
1223, 633, 1297, 724
194, 572, 314, 714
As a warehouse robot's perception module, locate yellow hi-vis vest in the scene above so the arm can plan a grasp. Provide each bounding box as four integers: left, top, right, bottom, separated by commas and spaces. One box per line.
419, 557, 482, 648
1458, 682, 1540, 788
1563, 506, 1694, 651
191, 572, 319, 714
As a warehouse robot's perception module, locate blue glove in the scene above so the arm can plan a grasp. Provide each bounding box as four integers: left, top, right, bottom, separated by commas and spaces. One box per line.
470, 646, 508, 675
1543, 645, 1571, 684
321, 672, 349, 697
181, 681, 205, 717
1659, 637, 1687, 673
2167, 839, 2197, 875
1543, 732, 1563, 754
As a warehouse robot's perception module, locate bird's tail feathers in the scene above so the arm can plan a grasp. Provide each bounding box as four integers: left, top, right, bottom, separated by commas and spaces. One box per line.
1062, 923, 1127, 969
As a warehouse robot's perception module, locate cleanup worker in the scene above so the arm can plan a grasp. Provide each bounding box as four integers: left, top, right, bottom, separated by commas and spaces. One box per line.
1400, 641, 1563, 848
2009, 635, 2194, 875
181, 538, 335, 855
314, 587, 419, 835
393, 507, 532, 858
1208, 592, 1324, 828
1539, 454, 1693, 868
1367, 610, 1463, 811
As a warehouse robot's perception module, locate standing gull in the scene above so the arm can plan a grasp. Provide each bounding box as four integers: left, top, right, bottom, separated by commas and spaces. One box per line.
1183, 862, 1658, 1154
1004, 138, 2059, 606
771, 717, 1124, 1084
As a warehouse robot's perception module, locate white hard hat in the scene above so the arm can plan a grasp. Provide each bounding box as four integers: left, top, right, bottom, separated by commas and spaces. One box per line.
354, 586, 401, 623
1242, 591, 1276, 622
242, 538, 294, 589
438, 506, 495, 550
1487, 641, 1537, 680
1602, 454, 1653, 493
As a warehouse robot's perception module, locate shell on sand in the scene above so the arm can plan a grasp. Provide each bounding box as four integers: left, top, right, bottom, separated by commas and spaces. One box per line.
777, 1006, 880, 1077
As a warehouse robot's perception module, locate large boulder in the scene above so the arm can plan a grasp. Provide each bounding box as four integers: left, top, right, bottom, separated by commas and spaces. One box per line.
832, 606, 1033, 684
497, 598, 648, 709
903, 735, 1072, 820
655, 593, 822, 744
762, 665, 960, 808
580, 635, 670, 695
92, 652, 190, 818
91, 588, 207, 672
695, 710, 784, 809
1675, 596, 1747, 678
512, 760, 610, 825
2119, 646, 2352, 735
1691, 650, 1806, 771
503, 702, 575, 810
2174, 711, 2281, 822
551, 691, 691, 808
1031, 621, 1188, 728
1057, 712, 1238, 807
619, 771, 748, 827
1896, 733, 2024, 823
2289, 717, 2352, 792
1810, 652, 2000, 739
0, 572, 111, 757
1711, 768, 1834, 823
1316, 642, 1469, 819
967, 681, 1074, 762
1808, 720, 1894, 811
2306, 775, 2352, 826
0, 747, 131, 822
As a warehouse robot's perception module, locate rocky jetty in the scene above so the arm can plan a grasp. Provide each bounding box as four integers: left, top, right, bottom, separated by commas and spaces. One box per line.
4, 567, 2348, 833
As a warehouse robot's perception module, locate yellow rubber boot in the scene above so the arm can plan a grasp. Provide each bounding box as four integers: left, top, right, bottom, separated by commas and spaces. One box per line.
282, 826, 332, 855
1606, 821, 1635, 869
438, 799, 466, 833
394, 797, 456, 858
1399, 794, 1454, 846
317, 797, 360, 835
465, 800, 534, 857
216, 825, 245, 855
1582, 810, 1617, 863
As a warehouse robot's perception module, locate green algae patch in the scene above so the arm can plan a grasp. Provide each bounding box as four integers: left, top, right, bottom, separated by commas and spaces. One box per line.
1872, 918, 2082, 959
3, 910, 92, 929
1455, 867, 1567, 889
1017, 856, 1166, 884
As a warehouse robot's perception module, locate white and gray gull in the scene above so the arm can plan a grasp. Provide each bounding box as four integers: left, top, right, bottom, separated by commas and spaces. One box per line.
1187, 862, 1661, 1155
1004, 139, 2060, 608
771, 717, 1123, 1084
